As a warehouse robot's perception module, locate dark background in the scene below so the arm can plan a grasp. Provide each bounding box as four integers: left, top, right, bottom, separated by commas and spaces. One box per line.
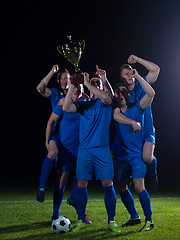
2, 0, 180, 189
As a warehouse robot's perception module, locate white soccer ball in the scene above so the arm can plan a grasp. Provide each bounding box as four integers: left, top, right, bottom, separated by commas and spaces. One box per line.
51, 216, 71, 233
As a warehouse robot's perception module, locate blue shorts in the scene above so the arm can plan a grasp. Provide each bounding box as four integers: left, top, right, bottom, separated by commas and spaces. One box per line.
57, 145, 77, 172
76, 146, 114, 181
115, 155, 146, 182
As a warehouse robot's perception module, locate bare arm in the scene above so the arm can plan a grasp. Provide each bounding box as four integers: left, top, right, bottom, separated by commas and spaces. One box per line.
128, 54, 160, 84
37, 65, 59, 97
131, 69, 155, 110
62, 84, 77, 112
96, 65, 114, 96
45, 113, 59, 149
113, 108, 141, 132
84, 73, 112, 105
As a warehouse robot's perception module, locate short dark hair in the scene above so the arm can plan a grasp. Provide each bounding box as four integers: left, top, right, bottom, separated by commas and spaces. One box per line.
57, 68, 70, 80
119, 64, 132, 77
114, 81, 128, 93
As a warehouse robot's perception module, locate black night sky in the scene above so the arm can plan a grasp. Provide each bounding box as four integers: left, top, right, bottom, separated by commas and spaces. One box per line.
2, 0, 180, 188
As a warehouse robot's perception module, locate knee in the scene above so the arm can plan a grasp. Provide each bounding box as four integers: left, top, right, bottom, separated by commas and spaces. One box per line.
102, 179, 113, 187
77, 180, 88, 188
133, 181, 144, 193
48, 149, 58, 159
134, 185, 144, 193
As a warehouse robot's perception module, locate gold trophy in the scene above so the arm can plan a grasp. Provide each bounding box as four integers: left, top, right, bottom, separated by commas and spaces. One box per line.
57, 36, 85, 72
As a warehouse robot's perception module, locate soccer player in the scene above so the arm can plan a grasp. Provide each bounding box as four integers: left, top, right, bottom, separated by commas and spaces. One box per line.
36, 66, 70, 202
63, 72, 141, 232
113, 68, 155, 231
119, 55, 160, 185
45, 84, 83, 221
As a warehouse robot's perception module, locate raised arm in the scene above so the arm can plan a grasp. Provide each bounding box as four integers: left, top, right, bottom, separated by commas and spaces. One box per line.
37, 65, 59, 97
113, 108, 141, 133
96, 65, 114, 96
127, 54, 160, 84
45, 113, 59, 150
62, 83, 77, 112
131, 69, 155, 110
83, 73, 112, 105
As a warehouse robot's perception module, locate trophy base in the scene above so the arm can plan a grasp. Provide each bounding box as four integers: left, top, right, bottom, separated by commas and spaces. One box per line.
71, 74, 84, 84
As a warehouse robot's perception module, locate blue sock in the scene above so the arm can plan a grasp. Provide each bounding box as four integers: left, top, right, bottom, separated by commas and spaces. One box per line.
120, 189, 139, 219
103, 185, 117, 224
39, 156, 54, 189
69, 176, 78, 202
53, 187, 65, 217
149, 156, 157, 177
75, 187, 87, 223
138, 189, 152, 222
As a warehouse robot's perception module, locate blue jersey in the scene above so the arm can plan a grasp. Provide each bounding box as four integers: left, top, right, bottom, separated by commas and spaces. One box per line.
129, 76, 155, 142
48, 88, 65, 135
48, 88, 65, 111
53, 105, 80, 156
114, 100, 145, 158
76, 98, 112, 148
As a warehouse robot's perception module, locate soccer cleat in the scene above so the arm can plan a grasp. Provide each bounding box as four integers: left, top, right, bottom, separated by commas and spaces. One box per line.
50, 215, 58, 225
121, 217, 141, 227
71, 220, 86, 232
145, 221, 154, 231
139, 221, 154, 232
36, 189, 45, 202
66, 197, 76, 209
85, 215, 92, 224
108, 221, 121, 233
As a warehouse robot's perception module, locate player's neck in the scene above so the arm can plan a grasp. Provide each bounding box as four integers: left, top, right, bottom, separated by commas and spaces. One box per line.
128, 82, 135, 91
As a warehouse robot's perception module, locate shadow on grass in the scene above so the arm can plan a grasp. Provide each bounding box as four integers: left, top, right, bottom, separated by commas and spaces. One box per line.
0, 221, 141, 240
0, 221, 51, 234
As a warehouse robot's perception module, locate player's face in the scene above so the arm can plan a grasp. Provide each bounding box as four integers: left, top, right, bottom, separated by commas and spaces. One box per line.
115, 86, 129, 106
59, 72, 70, 90
72, 85, 82, 101
121, 68, 135, 85
90, 77, 103, 90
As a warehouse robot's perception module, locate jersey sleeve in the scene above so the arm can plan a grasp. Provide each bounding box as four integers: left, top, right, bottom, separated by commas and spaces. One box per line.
48, 88, 59, 100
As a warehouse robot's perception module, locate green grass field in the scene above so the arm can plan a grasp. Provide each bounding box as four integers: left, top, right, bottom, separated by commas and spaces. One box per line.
0, 184, 180, 240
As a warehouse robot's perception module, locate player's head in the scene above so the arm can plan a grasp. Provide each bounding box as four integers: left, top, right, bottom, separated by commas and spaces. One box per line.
72, 84, 83, 101
114, 82, 130, 107
57, 69, 70, 90
119, 64, 135, 87
90, 74, 103, 90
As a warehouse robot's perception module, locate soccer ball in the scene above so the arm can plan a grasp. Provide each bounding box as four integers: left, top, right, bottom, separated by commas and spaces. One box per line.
51, 216, 71, 233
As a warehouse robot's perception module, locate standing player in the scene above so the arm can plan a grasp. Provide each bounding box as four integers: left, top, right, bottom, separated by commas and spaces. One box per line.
63, 72, 141, 232
36, 66, 70, 202
119, 55, 160, 185
45, 84, 83, 221
113, 68, 155, 231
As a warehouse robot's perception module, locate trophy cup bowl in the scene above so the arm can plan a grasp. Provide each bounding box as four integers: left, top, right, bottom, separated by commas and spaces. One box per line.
57, 36, 85, 73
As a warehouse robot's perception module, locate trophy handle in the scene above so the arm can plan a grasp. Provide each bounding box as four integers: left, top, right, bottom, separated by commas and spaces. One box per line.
57, 46, 64, 56
79, 40, 85, 50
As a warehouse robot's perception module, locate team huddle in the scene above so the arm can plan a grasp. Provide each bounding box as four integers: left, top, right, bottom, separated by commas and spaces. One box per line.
36, 54, 160, 232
